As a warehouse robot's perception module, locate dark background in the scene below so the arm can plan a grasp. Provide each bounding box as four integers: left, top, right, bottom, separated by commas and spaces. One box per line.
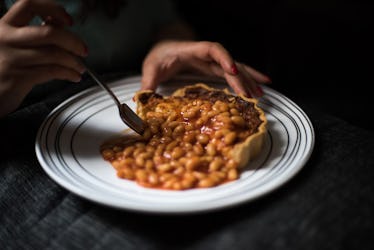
174, 0, 374, 130
0, 2, 373, 250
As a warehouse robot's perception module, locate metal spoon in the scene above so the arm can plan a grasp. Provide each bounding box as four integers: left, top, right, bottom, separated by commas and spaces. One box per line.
84, 65, 146, 135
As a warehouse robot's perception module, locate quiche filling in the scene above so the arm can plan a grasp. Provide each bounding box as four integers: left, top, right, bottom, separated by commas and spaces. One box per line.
101, 83, 267, 190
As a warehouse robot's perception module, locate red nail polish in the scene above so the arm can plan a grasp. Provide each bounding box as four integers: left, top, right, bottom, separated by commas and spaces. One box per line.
231, 64, 238, 75
264, 76, 272, 83
243, 90, 252, 98
256, 86, 264, 96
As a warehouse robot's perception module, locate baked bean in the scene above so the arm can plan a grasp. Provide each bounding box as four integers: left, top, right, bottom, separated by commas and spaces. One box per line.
148, 172, 159, 185
209, 158, 223, 171
135, 157, 145, 167
162, 126, 173, 137
231, 116, 245, 127
163, 179, 174, 189
123, 158, 134, 166
207, 110, 219, 118
150, 124, 159, 134
159, 173, 173, 182
172, 182, 183, 190
166, 111, 178, 122
139, 152, 152, 160
113, 146, 123, 152
206, 143, 216, 156
197, 134, 210, 145
102, 149, 114, 160
174, 124, 185, 134
123, 146, 134, 157
133, 147, 144, 157
145, 160, 154, 170
198, 178, 216, 188
153, 155, 164, 165
186, 156, 201, 170
210, 172, 223, 183
213, 171, 226, 180
111, 160, 121, 169
230, 108, 240, 115
135, 169, 148, 182
122, 168, 135, 180
183, 133, 196, 143
193, 171, 206, 180
224, 132, 237, 145
166, 141, 178, 151
101, 87, 263, 190
185, 123, 195, 131
171, 147, 184, 159
174, 166, 185, 176
227, 159, 238, 169
193, 144, 204, 156
183, 172, 197, 182
182, 108, 198, 119
217, 115, 231, 125
158, 163, 172, 172
214, 129, 230, 139
195, 118, 206, 127
160, 136, 172, 144
181, 179, 194, 189
228, 169, 239, 180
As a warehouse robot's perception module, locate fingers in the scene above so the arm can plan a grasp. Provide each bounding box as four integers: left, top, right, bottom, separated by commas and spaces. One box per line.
141, 55, 182, 91
242, 64, 272, 84
1, 0, 86, 58
186, 58, 225, 77
182, 41, 237, 76
0, 45, 85, 85
2, 0, 72, 27
141, 63, 162, 91
224, 72, 249, 97
140, 40, 270, 98
224, 63, 266, 98
14, 46, 86, 74
180, 41, 268, 97
23, 64, 82, 86
7, 25, 87, 57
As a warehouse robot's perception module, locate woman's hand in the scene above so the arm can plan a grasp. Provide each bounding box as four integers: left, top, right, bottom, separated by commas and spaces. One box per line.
141, 40, 271, 98
0, 0, 87, 117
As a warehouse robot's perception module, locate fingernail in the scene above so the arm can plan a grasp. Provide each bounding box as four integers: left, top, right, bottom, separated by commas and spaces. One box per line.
231, 63, 238, 75
243, 90, 252, 98
132, 96, 136, 102
256, 86, 264, 96
264, 76, 272, 83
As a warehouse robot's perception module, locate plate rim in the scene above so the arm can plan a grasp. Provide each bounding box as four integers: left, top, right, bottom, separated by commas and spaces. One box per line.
35, 74, 315, 214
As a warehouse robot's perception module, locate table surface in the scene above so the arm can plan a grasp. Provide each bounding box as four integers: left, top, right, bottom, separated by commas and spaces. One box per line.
1, 74, 373, 250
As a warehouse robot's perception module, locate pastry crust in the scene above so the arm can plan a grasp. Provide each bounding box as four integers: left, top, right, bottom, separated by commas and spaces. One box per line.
134, 83, 267, 168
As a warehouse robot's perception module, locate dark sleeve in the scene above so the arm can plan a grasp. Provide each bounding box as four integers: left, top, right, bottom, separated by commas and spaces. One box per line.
147, 0, 180, 28
1, 0, 8, 16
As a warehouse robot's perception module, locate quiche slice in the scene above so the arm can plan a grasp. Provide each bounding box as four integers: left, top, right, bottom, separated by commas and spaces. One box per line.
101, 83, 267, 190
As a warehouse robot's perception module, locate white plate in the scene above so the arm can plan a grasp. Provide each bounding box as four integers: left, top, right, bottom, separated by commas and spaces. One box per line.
35, 75, 314, 214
